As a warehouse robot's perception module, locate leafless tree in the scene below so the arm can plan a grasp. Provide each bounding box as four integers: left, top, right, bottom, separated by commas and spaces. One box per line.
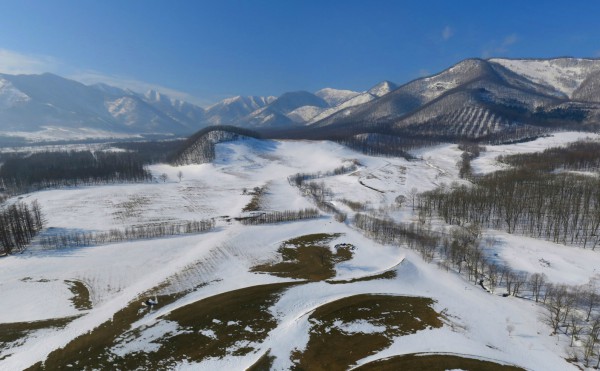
529, 273, 547, 302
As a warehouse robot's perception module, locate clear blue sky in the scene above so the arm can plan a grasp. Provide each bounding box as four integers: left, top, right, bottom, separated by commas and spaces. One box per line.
0, 0, 598, 106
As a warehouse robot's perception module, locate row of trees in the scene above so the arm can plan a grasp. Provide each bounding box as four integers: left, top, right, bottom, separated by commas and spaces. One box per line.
0, 201, 44, 255
457, 142, 486, 179
420, 170, 600, 248
0, 151, 152, 195
236, 209, 320, 225
39, 219, 215, 249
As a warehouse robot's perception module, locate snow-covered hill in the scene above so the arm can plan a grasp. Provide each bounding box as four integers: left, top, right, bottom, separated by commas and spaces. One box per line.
1, 132, 597, 370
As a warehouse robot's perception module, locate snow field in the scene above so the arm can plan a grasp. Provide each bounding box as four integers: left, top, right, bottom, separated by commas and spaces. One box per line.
1, 133, 598, 370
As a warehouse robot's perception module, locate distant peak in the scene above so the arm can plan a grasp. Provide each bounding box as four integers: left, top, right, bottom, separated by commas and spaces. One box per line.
368, 80, 397, 97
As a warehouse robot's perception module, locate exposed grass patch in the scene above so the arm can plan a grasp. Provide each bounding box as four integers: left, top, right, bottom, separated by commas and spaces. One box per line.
251, 233, 351, 281
65, 280, 93, 310
26, 287, 197, 370
0, 316, 80, 355
27, 282, 298, 370
354, 353, 525, 371
326, 269, 397, 284
247, 351, 276, 371
292, 294, 442, 371
149, 282, 299, 364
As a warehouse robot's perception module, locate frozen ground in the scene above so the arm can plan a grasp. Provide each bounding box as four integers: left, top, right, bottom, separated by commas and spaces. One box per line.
0, 132, 597, 370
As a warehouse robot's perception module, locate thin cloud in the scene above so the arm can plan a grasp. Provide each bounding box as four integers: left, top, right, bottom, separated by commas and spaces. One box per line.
482, 33, 519, 58
442, 26, 454, 41
502, 33, 518, 47
0, 48, 61, 75
0, 47, 212, 106
69, 70, 210, 106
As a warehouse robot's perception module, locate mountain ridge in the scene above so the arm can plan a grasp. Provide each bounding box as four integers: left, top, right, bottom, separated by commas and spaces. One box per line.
1, 56, 599, 142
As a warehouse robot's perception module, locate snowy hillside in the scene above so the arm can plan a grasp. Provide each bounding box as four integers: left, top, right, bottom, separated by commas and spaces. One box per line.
490, 58, 600, 98
1, 132, 599, 370
315, 88, 360, 106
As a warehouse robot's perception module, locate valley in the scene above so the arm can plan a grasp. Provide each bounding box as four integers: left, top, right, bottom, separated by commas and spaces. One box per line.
1, 130, 599, 370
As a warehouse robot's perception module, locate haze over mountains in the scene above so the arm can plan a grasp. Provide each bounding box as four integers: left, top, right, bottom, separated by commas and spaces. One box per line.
1, 57, 600, 141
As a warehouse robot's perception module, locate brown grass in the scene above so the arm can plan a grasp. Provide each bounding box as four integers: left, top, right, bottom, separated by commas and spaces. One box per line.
326, 269, 397, 284
354, 353, 525, 371
27, 282, 298, 370
292, 294, 442, 371
251, 233, 350, 281
246, 350, 275, 371
65, 280, 93, 310
242, 185, 268, 212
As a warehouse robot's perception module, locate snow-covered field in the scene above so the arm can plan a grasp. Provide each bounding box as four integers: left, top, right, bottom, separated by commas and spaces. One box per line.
1, 132, 598, 370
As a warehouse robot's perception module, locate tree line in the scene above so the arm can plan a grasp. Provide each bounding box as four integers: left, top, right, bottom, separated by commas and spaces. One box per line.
288, 176, 348, 222
0, 201, 44, 255
39, 219, 215, 249
0, 150, 152, 195
236, 209, 320, 225
457, 142, 486, 179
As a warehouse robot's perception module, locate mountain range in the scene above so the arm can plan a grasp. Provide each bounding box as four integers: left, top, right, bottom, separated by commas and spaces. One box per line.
1, 57, 599, 142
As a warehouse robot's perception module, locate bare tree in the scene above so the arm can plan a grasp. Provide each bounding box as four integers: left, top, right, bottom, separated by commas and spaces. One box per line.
568, 313, 584, 347
159, 173, 169, 183
529, 273, 547, 302
177, 170, 183, 182
581, 281, 600, 321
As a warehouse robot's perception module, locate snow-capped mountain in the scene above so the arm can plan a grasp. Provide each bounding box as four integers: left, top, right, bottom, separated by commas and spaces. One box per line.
367, 80, 398, 97
0, 73, 207, 136
310, 57, 600, 139
1, 57, 599, 142
234, 91, 329, 127
0, 73, 276, 139
315, 88, 360, 106
205, 96, 275, 125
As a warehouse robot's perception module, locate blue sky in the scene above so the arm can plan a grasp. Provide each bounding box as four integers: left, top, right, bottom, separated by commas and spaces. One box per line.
0, 0, 598, 106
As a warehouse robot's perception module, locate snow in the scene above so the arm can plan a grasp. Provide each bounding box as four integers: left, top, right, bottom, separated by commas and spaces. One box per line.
330, 319, 386, 334
111, 320, 182, 356
286, 105, 325, 123
1, 135, 595, 370
491, 58, 600, 97
485, 231, 600, 286
308, 92, 377, 124
0, 78, 30, 109
0, 278, 80, 323
315, 88, 360, 107
368, 81, 396, 97
0, 126, 142, 142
